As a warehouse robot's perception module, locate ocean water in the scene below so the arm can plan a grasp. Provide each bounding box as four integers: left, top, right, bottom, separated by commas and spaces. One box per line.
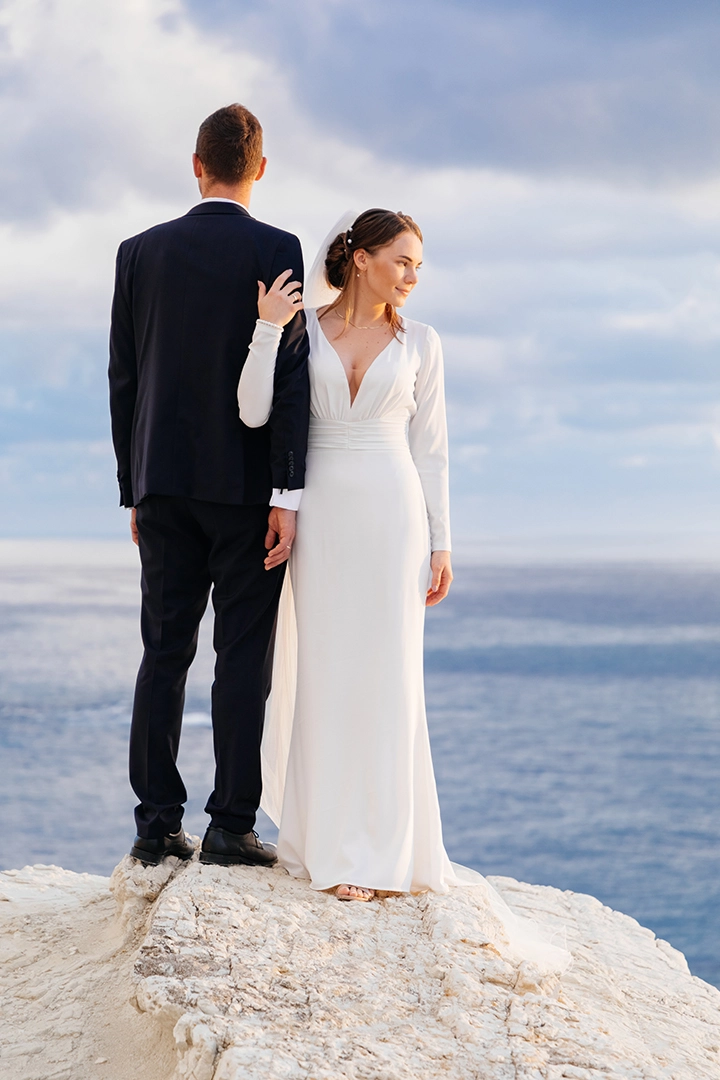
1, 542, 718, 987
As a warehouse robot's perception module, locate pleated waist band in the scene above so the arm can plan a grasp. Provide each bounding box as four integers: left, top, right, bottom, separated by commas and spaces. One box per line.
308, 417, 410, 451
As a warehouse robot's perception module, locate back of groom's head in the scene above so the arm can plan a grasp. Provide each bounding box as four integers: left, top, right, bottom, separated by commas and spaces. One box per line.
195, 104, 263, 186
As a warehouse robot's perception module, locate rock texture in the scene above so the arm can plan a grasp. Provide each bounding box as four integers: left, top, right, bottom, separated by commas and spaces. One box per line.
110, 856, 720, 1080
0, 863, 177, 1080
2, 856, 720, 1080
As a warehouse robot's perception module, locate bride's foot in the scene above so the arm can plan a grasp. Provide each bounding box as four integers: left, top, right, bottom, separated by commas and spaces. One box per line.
336, 884, 375, 902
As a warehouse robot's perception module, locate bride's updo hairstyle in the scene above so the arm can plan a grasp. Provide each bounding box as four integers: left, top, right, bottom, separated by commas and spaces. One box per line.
322, 208, 422, 338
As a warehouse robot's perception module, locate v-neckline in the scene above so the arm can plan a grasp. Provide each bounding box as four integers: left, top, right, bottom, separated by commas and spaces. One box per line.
315, 314, 396, 408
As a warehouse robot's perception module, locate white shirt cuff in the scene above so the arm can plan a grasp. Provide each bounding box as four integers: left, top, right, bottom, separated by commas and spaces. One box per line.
270, 488, 303, 511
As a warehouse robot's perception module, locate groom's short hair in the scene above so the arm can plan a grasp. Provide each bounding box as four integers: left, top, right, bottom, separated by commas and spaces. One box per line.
195, 104, 264, 186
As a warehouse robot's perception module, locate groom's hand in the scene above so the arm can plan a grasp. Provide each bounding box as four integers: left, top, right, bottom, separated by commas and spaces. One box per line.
130, 508, 139, 546
264, 507, 297, 570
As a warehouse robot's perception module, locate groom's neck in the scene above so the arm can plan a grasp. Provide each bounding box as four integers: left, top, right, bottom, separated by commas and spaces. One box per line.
199, 180, 253, 208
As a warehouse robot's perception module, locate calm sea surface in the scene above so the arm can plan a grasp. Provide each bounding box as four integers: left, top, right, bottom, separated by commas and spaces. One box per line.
1, 543, 718, 987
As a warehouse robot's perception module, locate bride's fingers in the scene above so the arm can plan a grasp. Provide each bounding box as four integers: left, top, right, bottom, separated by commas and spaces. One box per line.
270, 268, 294, 290
259, 274, 303, 326
427, 561, 443, 597
426, 569, 451, 606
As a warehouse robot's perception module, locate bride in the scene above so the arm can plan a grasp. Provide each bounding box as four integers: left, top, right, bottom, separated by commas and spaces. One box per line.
238, 208, 456, 902
236, 209, 571, 973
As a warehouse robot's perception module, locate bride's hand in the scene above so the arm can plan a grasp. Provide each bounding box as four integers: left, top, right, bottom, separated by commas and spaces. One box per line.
426, 551, 453, 606
257, 269, 303, 328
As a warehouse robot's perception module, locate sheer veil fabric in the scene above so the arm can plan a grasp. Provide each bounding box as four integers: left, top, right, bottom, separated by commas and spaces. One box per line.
258, 218, 571, 978
260, 208, 352, 826
259, 212, 351, 826
302, 210, 357, 309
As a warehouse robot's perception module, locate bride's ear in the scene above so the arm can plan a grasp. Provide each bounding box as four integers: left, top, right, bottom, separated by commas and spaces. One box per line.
353, 249, 369, 274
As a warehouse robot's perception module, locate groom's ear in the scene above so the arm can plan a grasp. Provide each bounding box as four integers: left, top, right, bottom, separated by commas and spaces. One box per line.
192, 153, 203, 180
255, 157, 267, 182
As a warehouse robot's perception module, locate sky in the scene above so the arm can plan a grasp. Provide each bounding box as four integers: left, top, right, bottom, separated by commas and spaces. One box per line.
0, 0, 719, 555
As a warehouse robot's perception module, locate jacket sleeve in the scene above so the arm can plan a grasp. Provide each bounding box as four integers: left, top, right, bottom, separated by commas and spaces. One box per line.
266, 234, 310, 492
108, 242, 137, 507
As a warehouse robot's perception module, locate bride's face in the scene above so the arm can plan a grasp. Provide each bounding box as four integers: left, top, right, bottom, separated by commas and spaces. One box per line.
355, 232, 423, 308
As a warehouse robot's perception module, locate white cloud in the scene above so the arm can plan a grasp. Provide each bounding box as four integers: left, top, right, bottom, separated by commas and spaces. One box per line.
618, 455, 650, 469
0, 0, 266, 216
1, 0, 720, 541
1, 0, 719, 342
608, 265, 720, 343
0, 0, 270, 324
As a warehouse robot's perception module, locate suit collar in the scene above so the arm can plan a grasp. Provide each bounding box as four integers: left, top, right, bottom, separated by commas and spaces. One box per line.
186, 201, 251, 218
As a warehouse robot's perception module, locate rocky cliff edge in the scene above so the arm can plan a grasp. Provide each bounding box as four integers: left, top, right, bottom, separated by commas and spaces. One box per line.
1, 853, 719, 1080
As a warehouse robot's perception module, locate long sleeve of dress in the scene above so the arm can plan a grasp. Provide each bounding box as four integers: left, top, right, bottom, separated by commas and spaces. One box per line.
408, 325, 451, 552
238, 319, 303, 507
237, 319, 283, 428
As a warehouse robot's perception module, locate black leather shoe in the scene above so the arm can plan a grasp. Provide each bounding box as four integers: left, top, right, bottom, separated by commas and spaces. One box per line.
130, 829, 196, 866
199, 827, 278, 867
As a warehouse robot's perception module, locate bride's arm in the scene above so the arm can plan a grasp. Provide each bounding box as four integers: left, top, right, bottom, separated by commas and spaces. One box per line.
237, 320, 282, 428
237, 269, 304, 428
408, 325, 452, 555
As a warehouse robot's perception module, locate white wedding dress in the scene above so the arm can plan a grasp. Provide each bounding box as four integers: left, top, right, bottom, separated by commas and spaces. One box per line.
239, 302, 571, 975
265, 309, 454, 893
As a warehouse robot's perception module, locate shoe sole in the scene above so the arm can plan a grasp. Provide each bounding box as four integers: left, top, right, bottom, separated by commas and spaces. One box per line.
130, 848, 195, 866
199, 851, 278, 867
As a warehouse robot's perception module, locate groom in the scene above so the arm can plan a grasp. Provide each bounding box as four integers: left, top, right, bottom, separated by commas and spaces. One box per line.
109, 104, 309, 867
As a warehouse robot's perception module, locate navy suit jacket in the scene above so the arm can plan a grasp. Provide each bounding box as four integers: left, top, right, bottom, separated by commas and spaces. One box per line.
109, 201, 309, 508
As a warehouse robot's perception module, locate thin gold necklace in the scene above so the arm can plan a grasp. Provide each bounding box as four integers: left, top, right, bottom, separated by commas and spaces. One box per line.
347, 317, 388, 330
330, 309, 388, 331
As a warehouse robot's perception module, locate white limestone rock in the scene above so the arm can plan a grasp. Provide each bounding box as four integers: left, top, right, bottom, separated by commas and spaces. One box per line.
111, 858, 720, 1080
0, 863, 178, 1080
2, 860, 719, 1080
110, 851, 196, 935
0, 862, 108, 907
